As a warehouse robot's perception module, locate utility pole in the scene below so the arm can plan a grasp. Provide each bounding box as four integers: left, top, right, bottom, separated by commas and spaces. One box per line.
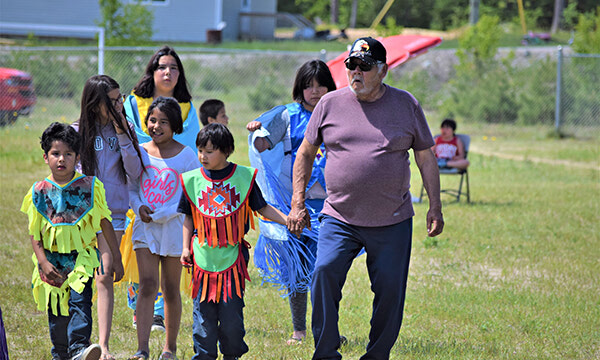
469, 0, 480, 24
551, 0, 564, 34
331, 0, 339, 25
350, 0, 358, 28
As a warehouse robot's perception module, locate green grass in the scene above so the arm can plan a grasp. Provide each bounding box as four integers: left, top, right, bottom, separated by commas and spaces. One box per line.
1, 107, 599, 359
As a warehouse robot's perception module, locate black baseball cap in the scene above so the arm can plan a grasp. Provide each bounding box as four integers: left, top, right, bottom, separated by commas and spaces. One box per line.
345, 37, 387, 65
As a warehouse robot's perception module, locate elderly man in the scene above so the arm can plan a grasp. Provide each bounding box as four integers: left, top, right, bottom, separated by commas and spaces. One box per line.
287, 37, 444, 360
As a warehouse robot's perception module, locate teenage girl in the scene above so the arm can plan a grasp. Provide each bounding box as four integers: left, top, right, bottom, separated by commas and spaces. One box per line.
124, 45, 199, 150
122, 46, 199, 328
127, 97, 200, 360
245, 60, 336, 344
73, 74, 145, 360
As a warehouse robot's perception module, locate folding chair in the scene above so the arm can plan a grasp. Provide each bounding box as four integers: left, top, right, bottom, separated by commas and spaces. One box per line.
419, 134, 470, 203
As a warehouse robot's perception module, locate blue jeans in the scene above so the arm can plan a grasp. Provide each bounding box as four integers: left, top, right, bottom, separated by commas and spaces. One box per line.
311, 215, 413, 360
191, 292, 248, 360
48, 279, 94, 360
0, 305, 8, 360
192, 248, 250, 360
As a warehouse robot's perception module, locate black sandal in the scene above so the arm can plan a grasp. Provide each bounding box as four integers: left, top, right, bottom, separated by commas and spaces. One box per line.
128, 350, 149, 360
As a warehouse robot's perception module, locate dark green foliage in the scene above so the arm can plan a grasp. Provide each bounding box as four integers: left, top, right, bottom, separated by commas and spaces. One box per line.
375, 17, 404, 37
431, 0, 469, 30
441, 16, 520, 123
572, 7, 600, 54
441, 63, 519, 123
278, 0, 597, 32
514, 58, 556, 125
97, 0, 154, 45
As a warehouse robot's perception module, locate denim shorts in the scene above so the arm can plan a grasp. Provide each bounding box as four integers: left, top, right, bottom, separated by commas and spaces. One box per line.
97, 217, 127, 233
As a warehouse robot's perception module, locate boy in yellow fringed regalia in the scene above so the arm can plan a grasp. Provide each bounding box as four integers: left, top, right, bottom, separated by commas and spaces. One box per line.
21, 122, 124, 360
179, 123, 287, 360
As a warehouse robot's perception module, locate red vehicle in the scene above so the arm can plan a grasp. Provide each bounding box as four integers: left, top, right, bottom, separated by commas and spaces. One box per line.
0, 67, 36, 125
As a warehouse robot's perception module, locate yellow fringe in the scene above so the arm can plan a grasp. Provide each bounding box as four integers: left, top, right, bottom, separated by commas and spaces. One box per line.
21, 177, 111, 253
31, 248, 100, 316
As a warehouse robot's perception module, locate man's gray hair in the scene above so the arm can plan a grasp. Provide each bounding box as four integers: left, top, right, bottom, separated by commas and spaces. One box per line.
376, 62, 387, 77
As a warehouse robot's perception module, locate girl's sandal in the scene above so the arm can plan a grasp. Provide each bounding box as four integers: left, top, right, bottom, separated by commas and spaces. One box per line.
101, 354, 116, 360
159, 351, 178, 360
128, 350, 149, 360
286, 336, 304, 345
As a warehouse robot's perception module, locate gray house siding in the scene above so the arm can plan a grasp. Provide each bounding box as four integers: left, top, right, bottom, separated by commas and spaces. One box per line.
248, 0, 276, 39
0, 1, 101, 38
151, 2, 207, 42
0, 0, 275, 42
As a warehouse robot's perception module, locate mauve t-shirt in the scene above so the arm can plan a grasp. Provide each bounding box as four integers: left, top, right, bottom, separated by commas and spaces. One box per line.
304, 85, 434, 227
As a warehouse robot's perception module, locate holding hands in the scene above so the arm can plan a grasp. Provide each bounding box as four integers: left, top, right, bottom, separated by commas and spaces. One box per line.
286, 202, 311, 237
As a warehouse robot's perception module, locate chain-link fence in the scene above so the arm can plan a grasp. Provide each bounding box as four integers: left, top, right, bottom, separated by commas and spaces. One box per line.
388, 47, 599, 138
0, 46, 326, 129
556, 50, 600, 135
0, 45, 598, 137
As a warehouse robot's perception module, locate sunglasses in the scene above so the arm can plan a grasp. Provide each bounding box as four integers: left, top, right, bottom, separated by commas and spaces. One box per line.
345, 61, 376, 72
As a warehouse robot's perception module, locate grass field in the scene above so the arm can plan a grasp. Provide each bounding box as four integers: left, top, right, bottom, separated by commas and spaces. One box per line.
1, 106, 598, 359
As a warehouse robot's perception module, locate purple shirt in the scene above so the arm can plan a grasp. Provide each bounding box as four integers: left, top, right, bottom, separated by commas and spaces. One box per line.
304, 85, 434, 227
72, 122, 143, 220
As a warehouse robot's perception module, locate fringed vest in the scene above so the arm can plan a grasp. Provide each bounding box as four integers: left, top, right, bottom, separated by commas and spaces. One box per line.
180, 165, 257, 303
21, 174, 107, 315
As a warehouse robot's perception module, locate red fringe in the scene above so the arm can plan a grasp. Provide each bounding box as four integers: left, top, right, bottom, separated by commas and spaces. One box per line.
191, 246, 251, 303
191, 202, 256, 248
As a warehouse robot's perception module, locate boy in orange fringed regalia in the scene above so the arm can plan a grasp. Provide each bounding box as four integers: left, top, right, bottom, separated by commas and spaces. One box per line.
179, 123, 287, 360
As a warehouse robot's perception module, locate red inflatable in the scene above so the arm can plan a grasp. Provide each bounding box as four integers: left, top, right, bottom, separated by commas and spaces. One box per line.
326, 34, 442, 88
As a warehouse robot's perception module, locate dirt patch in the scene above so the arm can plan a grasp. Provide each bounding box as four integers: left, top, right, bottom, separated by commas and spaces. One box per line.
470, 146, 600, 171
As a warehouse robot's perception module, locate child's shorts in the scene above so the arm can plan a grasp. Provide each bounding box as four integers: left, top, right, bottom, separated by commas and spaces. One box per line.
96, 217, 127, 233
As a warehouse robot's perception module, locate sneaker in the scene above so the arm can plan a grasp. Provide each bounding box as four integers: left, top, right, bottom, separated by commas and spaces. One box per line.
71, 344, 101, 360
151, 314, 166, 332
132, 311, 137, 329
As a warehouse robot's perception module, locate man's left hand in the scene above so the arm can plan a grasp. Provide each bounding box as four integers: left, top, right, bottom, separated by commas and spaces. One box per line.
427, 208, 444, 237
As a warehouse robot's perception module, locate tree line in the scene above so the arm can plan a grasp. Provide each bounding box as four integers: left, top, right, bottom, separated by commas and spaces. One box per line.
278, 0, 598, 32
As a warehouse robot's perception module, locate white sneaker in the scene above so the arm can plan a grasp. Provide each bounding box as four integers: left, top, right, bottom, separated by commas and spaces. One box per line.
72, 344, 101, 360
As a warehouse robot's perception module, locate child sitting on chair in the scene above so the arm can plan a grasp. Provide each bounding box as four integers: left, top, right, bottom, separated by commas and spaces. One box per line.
432, 118, 470, 170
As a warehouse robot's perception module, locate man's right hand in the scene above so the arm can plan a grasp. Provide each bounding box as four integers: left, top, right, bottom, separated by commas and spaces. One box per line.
287, 203, 311, 236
